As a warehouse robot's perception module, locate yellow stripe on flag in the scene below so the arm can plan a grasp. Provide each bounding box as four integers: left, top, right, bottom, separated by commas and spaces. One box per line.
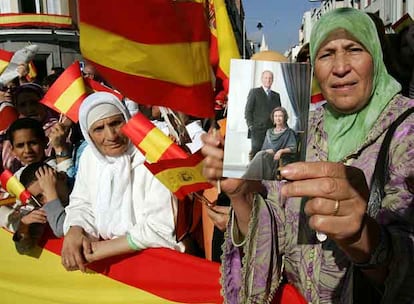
0, 14, 71, 26
154, 161, 205, 193
54, 77, 86, 113
138, 127, 174, 163
214, 0, 240, 77
0, 59, 9, 74
0, 229, 183, 304
80, 23, 211, 86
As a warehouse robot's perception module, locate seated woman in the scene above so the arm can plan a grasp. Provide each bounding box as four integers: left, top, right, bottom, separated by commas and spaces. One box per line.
243, 106, 297, 180
61, 92, 184, 272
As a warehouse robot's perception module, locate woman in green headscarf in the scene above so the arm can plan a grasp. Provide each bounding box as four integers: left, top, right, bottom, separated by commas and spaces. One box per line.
202, 7, 414, 304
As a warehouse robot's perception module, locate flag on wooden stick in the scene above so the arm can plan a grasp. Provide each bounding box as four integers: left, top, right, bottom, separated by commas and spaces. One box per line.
79, 0, 214, 118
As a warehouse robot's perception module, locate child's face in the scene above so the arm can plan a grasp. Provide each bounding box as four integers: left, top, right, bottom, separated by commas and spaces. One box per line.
11, 129, 46, 165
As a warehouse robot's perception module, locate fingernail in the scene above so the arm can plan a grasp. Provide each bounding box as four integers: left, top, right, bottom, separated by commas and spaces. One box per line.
279, 166, 292, 176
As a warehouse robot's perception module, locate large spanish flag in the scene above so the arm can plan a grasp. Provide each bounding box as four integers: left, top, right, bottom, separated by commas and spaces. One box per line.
41, 61, 88, 123
208, 0, 240, 108
0, 13, 73, 29
79, 0, 214, 118
0, 228, 222, 303
0, 48, 13, 74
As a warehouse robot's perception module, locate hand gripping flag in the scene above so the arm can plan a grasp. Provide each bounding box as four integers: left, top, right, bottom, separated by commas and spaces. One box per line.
122, 113, 211, 199
0, 169, 31, 205
79, 0, 214, 118
41, 61, 89, 123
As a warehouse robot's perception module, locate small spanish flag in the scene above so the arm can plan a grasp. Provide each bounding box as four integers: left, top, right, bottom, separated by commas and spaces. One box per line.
311, 77, 325, 104
122, 113, 188, 163
41, 61, 88, 123
392, 13, 414, 34
26, 60, 37, 82
122, 113, 211, 199
0, 170, 31, 205
79, 0, 214, 118
0, 49, 13, 74
145, 152, 212, 200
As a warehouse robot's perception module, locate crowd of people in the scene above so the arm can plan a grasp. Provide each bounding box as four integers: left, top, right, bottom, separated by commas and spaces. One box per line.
0, 6, 413, 303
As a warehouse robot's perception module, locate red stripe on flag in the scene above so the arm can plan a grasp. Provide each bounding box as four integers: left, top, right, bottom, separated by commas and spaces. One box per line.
122, 113, 188, 162
84, 78, 123, 101
145, 152, 212, 199
94, 62, 214, 118
41, 233, 222, 303
41, 61, 88, 122
79, 0, 209, 44
0, 169, 31, 204
0, 49, 13, 61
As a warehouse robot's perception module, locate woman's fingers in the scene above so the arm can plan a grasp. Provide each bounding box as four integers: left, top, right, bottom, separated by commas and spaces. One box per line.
307, 212, 365, 241
280, 161, 357, 180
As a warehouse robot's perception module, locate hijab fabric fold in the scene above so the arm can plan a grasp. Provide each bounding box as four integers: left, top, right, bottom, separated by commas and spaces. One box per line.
309, 8, 401, 161
79, 92, 136, 239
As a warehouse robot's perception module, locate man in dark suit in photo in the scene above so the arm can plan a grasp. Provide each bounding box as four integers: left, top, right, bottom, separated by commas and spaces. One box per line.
245, 70, 281, 159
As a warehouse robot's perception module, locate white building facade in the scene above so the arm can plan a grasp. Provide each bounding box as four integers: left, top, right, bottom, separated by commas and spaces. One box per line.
291, 0, 414, 60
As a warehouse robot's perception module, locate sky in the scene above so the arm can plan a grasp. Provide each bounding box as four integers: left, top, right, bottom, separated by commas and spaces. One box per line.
243, 0, 320, 53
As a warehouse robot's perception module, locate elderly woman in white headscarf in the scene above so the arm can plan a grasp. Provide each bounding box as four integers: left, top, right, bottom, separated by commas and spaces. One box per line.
61, 92, 183, 272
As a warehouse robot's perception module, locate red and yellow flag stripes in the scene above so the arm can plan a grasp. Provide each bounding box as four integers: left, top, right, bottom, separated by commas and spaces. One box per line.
209, 0, 240, 80
84, 78, 124, 101
79, 0, 214, 118
0, 49, 13, 74
145, 152, 212, 199
208, 0, 240, 107
0, 13, 73, 29
0, 170, 31, 205
122, 113, 212, 199
122, 112, 188, 163
41, 61, 88, 123
0, 228, 222, 304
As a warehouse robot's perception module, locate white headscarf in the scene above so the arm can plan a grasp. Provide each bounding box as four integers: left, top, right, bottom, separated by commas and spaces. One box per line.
79, 92, 138, 239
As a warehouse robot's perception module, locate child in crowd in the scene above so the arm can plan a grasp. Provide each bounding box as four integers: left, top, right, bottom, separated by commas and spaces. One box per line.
13, 162, 69, 254
0, 118, 72, 231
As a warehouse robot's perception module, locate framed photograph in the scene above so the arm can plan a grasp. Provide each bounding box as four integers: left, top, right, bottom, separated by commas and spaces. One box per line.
222, 59, 312, 180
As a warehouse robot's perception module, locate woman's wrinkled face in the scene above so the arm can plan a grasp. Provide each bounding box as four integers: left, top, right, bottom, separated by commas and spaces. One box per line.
314, 29, 374, 114
88, 114, 129, 157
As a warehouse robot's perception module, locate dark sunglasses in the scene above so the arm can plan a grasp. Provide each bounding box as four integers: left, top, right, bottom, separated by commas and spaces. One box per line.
0, 86, 16, 92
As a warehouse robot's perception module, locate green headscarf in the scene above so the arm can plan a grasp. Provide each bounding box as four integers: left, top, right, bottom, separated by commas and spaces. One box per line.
309, 8, 401, 162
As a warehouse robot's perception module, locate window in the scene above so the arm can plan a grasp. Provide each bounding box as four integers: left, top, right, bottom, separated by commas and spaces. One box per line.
19, 0, 43, 13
